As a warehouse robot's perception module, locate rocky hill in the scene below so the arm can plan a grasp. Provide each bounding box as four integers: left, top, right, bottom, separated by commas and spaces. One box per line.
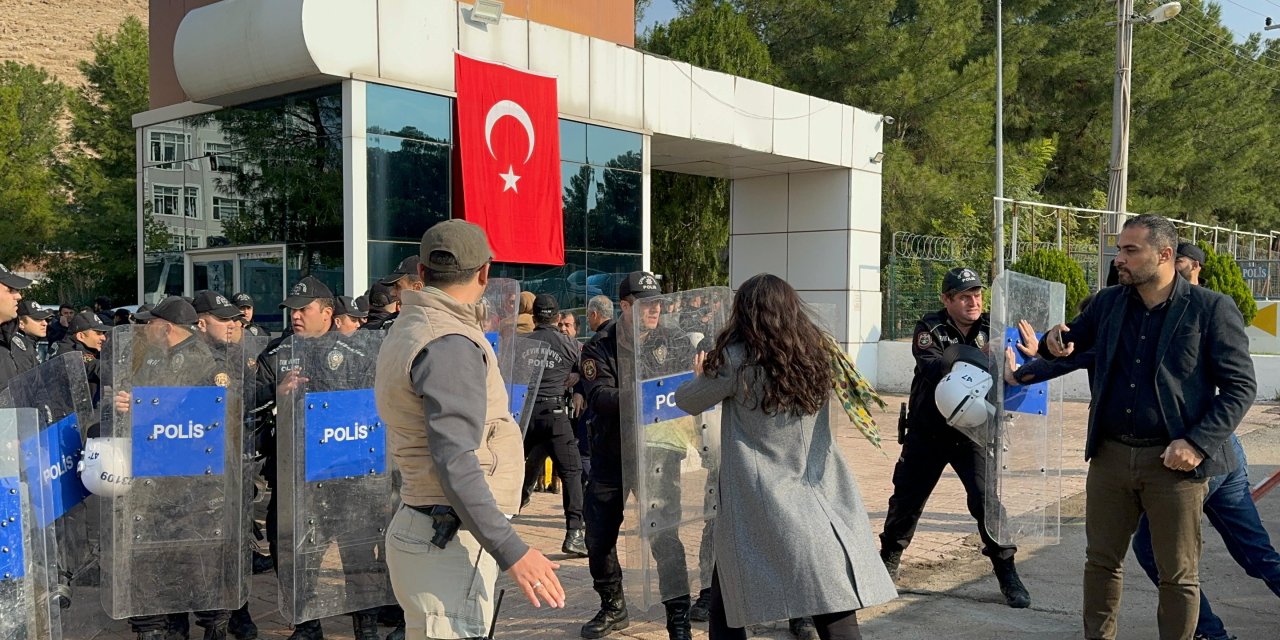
0, 0, 148, 85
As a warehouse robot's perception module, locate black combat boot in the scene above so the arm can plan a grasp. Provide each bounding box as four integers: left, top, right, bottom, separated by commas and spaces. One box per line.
137, 632, 168, 640
880, 549, 902, 581
167, 614, 191, 640
352, 611, 381, 640
991, 556, 1031, 609
385, 623, 406, 640
663, 595, 693, 640
562, 528, 588, 557
688, 587, 712, 623
789, 617, 820, 640
200, 621, 229, 640
580, 582, 629, 638
286, 620, 324, 640
228, 605, 258, 640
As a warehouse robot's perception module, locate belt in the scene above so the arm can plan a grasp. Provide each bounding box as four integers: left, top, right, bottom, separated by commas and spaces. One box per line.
405, 504, 456, 517
1109, 434, 1170, 448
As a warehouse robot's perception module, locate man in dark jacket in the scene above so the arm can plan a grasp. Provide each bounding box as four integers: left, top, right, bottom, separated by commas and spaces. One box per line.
232, 293, 270, 338
15, 299, 53, 365
0, 264, 34, 391
1037, 214, 1256, 640
54, 311, 110, 404
362, 282, 399, 331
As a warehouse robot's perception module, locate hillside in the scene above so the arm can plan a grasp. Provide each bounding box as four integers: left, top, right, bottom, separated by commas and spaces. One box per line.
0, 0, 148, 85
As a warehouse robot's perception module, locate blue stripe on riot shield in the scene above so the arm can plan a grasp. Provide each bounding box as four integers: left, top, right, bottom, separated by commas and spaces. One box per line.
508, 384, 529, 422
19, 414, 89, 528
640, 371, 704, 425
1002, 327, 1050, 415
486, 332, 500, 356
131, 386, 228, 478
0, 476, 25, 579
304, 389, 386, 483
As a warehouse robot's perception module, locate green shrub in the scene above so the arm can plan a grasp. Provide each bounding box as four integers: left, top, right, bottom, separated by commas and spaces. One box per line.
1196, 241, 1258, 325
1010, 249, 1089, 318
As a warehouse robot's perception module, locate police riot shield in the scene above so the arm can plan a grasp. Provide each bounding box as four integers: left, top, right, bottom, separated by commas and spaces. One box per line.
987, 270, 1066, 546
507, 337, 547, 436
482, 278, 521, 372
1, 408, 61, 640
2, 354, 110, 634
277, 331, 395, 624
99, 325, 250, 618
620, 286, 731, 609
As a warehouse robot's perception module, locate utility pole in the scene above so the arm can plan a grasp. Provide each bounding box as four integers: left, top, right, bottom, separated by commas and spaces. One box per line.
994, 0, 1005, 277
1101, 0, 1134, 287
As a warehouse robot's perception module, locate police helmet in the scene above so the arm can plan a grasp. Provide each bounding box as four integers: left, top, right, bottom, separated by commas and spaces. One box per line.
934, 344, 995, 431
79, 438, 133, 498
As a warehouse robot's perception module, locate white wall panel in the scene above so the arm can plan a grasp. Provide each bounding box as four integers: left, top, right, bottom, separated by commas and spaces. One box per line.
808, 98, 844, 166
850, 107, 885, 174
848, 169, 882, 234
786, 231, 850, 291
643, 57, 692, 139
787, 170, 851, 233
796, 290, 850, 338
849, 231, 881, 292
858, 292, 883, 343
457, 7, 529, 69
730, 175, 788, 235
377, 0, 456, 91
529, 23, 590, 118
588, 39, 644, 128
772, 88, 810, 160
690, 67, 735, 144
729, 234, 788, 289
840, 105, 856, 168
732, 78, 774, 154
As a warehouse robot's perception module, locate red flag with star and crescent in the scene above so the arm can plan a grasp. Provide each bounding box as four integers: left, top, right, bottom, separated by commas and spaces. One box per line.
455, 53, 564, 265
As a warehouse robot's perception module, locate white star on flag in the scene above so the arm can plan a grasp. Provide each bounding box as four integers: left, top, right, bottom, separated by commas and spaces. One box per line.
499, 165, 521, 193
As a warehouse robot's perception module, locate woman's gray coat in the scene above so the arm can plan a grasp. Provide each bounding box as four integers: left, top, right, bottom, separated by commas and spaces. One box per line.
675, 344, 897, 628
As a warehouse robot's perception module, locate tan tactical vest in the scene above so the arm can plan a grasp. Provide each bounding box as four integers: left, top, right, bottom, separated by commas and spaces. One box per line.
374, 287, 523, 513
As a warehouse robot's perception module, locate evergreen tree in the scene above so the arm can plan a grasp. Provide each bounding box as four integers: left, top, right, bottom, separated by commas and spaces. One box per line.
0, 62, 66, 268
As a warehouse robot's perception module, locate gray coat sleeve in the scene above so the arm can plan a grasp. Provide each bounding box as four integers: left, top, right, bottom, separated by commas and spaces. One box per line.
411, 335, 529, 571
675, 348, 738, 415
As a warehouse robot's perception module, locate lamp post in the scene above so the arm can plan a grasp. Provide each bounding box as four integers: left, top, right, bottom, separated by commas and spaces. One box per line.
994, 0, 1005, 277
1098, 0, 1181, 287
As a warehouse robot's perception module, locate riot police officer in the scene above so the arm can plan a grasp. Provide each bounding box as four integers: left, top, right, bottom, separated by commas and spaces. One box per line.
579, 272, 694, 640
0, 264, 33, 391
12, 299, 50, 370
249, 276, 401, 640
878, 267, 1031, 608
55, 310, 110, 405
232, 293, 270, 338
520, 293, 586, 556
361, 282, 399, 331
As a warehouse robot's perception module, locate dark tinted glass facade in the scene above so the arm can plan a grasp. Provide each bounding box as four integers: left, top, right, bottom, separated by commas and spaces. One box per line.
366, 84, 643, 313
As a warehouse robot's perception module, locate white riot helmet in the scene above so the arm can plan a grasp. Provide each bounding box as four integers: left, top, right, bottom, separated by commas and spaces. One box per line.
935, 344, 995, 431
79, 437, 133, 498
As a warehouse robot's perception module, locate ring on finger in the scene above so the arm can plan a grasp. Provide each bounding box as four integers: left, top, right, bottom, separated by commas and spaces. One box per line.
532, 580, 543, 590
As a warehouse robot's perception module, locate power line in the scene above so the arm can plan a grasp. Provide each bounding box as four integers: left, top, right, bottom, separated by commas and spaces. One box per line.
1153, 27, 1280, 92
1172, 15, 1280, 66
1221, 0, 1267, 17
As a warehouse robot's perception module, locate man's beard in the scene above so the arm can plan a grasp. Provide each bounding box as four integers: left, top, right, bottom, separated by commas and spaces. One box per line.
1118, 264, 1156, 286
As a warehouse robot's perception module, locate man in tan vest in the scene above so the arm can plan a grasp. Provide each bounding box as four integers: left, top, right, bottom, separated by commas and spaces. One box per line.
375, 220, 565, 639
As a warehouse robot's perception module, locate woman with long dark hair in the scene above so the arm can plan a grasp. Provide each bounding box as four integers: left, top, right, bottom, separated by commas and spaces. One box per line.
675, 273, 896, 640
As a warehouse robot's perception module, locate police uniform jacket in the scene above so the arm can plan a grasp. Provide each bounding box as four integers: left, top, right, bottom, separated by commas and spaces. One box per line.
55, 335, 103, 404
363, 310, 396, 331
525, 323, 579, 401
243, 322, 269, 339
907, 309, 990, 435
0, 319, 37, 391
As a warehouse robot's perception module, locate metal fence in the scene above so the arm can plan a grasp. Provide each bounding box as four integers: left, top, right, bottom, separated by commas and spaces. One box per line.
882, 199, 1280, 340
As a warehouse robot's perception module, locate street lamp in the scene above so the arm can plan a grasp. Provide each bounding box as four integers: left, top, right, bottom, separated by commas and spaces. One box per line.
1098, 1, 1181, 287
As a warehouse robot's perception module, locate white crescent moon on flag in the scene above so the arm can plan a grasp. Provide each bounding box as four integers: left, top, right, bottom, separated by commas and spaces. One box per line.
484, 100, 536, 164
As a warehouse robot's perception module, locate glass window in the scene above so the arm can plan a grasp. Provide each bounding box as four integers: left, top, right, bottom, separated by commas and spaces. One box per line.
366, 84, 452, 143
149, 130, 192, 169
367, 134, 451, 241
559, 120, 587, 164
587, 125, 642, 170
561, 162, 589, 251
286, 241, 345, 295
204, 142, 247, 173
511, 250, 588, 311
183, 186, 201, 219
588, 167, 642, 253
367, 241, 420, 286
152, 185, 181, 217
211, 197, 245, 221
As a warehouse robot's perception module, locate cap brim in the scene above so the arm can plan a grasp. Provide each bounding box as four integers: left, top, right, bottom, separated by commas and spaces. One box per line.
27, 311, 53, 321
378, 273, 408, 285
279, 295, 316, 310
206, 308, 245, 320
630, 290, 662, 300
343, 311, 369, 319
132, 310, 157, 321
0, 272, 32, 290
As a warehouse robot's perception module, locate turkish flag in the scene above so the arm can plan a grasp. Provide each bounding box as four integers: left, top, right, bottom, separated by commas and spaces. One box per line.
455, 53, 564, 265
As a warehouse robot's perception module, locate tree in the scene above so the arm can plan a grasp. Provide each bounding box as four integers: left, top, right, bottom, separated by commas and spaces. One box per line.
48, 16, 151, 305
0, 62, 66, 268
1197, 241, 1258, 325
641, 0, 775, 291
1009, 248, 1089, 317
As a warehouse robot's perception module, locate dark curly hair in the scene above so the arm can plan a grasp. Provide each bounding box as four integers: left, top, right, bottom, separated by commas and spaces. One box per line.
702, 273, 832, 416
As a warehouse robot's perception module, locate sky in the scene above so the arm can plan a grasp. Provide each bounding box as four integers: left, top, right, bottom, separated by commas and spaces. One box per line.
638, 0, 1278, 42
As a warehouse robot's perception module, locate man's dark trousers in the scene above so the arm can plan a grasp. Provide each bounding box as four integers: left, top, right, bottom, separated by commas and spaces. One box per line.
880, 427, 1016, 560
523, 400, 585, 530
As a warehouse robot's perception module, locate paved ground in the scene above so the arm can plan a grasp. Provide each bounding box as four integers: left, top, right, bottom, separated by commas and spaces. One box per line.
69, 397, 1280, 639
